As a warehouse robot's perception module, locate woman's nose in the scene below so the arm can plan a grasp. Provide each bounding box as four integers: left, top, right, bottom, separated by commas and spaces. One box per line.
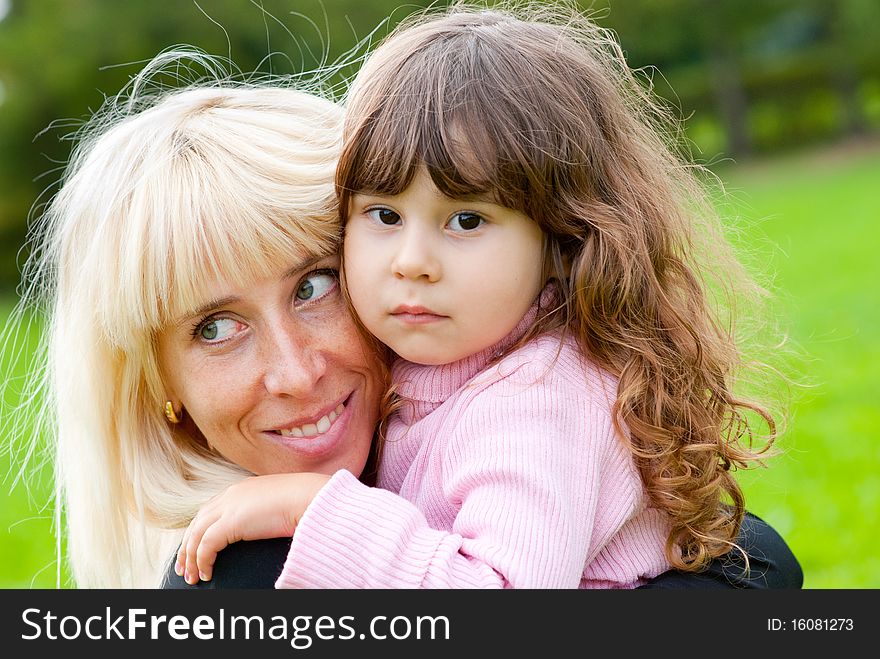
262, 324, 327, 396
391, 226, 441, 282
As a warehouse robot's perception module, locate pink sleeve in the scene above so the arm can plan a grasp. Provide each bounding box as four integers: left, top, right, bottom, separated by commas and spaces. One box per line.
276, 363, 640, 589
275, 469, 506, 588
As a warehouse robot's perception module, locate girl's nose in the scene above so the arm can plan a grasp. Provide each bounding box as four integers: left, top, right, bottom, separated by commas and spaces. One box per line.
391, 227, 441, 282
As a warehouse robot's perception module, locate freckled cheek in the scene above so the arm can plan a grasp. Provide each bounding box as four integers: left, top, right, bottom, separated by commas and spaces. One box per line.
329, 308, 384, 418
156, 331, 266, 474
180, 356, 258, 451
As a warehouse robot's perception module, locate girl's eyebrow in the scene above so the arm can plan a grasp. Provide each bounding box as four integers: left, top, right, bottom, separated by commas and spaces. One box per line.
177, 256, 325, 325
352, 191, 403, 200
456, 192, 496, 203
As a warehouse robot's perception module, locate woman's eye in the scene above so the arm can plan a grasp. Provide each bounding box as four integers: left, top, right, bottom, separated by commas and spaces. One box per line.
196, 317, 243, 343
367, 208, 401, 225
295, 270, 339, 305
448, 212, 484, 232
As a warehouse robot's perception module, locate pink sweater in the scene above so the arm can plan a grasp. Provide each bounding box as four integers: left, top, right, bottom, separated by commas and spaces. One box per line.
276, 300, 671, 589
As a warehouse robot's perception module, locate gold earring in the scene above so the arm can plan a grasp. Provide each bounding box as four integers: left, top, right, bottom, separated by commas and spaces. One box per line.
164, 401, 182, 424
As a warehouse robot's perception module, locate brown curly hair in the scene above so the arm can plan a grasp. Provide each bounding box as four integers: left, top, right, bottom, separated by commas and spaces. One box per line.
337, 0, 780, 572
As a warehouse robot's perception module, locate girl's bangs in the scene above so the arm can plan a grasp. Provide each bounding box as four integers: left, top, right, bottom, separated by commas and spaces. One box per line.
344, 52, 514, 205
342, 31, 571, 216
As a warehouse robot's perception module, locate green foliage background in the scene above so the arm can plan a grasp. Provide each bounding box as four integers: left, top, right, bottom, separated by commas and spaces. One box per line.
1, 0, 878, 588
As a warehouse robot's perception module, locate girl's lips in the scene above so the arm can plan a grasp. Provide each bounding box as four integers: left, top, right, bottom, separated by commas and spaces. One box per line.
391, 304, 440, 315
391, 312, 447, 325
390, 305, 448, 325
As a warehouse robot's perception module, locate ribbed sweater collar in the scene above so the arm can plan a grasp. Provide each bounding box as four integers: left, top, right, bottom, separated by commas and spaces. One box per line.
390, 284, 556, 418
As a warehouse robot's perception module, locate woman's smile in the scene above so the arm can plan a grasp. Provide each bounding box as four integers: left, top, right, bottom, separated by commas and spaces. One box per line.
260, 392, 357, 459
269, 396, 348, 438
158, 261, 383, 477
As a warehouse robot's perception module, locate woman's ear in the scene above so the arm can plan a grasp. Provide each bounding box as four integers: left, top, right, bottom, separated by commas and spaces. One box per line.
164, 400, 183, 424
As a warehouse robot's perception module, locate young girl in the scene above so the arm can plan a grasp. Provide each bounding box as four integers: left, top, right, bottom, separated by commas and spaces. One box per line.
177, 1, 779, 588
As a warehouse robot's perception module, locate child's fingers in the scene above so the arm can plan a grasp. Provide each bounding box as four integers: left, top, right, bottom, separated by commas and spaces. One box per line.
174, 520, 193, 579
174, 539, 186, 578
182, 508, 219, 585
193, 522, 233, 583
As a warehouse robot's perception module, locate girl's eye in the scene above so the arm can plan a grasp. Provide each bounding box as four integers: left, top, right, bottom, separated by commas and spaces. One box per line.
196, 317, 243, 343
367, 208, 401, 226
448, 212, 484, 232
295, 269, 339, 305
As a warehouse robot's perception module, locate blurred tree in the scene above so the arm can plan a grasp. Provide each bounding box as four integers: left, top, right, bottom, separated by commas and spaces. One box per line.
0, 0, 431, 292
599, 0, 802, 159
1, 0, 879, 291
819, 0, 880, 135
601, 0, 880, 158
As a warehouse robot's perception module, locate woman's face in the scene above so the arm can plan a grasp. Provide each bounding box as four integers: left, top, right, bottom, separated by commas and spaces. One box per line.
157, 254, 383, 477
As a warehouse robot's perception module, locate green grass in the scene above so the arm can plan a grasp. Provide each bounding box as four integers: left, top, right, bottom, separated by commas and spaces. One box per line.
1, 140, 878, 588
0, 301, 62, 588
715, 139, 880, 588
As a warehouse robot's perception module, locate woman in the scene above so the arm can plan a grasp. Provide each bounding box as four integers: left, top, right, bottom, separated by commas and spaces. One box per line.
7, 55, 384, 588
7, 53, 800, 589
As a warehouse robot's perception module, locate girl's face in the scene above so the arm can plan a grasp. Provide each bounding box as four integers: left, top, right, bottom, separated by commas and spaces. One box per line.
344, 169, 545, 365
157, 255, 383, 477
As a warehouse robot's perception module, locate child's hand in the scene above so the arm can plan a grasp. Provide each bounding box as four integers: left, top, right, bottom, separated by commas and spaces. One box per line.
174, 472, 330, 585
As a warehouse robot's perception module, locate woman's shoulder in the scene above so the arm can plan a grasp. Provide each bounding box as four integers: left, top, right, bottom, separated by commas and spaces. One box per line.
162, 538, 293, 589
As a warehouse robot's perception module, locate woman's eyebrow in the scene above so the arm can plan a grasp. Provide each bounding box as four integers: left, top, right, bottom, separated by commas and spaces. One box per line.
179, 295, 240, 327
179, 256, 326, 325
280, 255, 325, 281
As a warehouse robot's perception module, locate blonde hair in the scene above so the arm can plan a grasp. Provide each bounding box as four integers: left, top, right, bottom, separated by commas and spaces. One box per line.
6, 53, 344, 587
338, 1, 782, 572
